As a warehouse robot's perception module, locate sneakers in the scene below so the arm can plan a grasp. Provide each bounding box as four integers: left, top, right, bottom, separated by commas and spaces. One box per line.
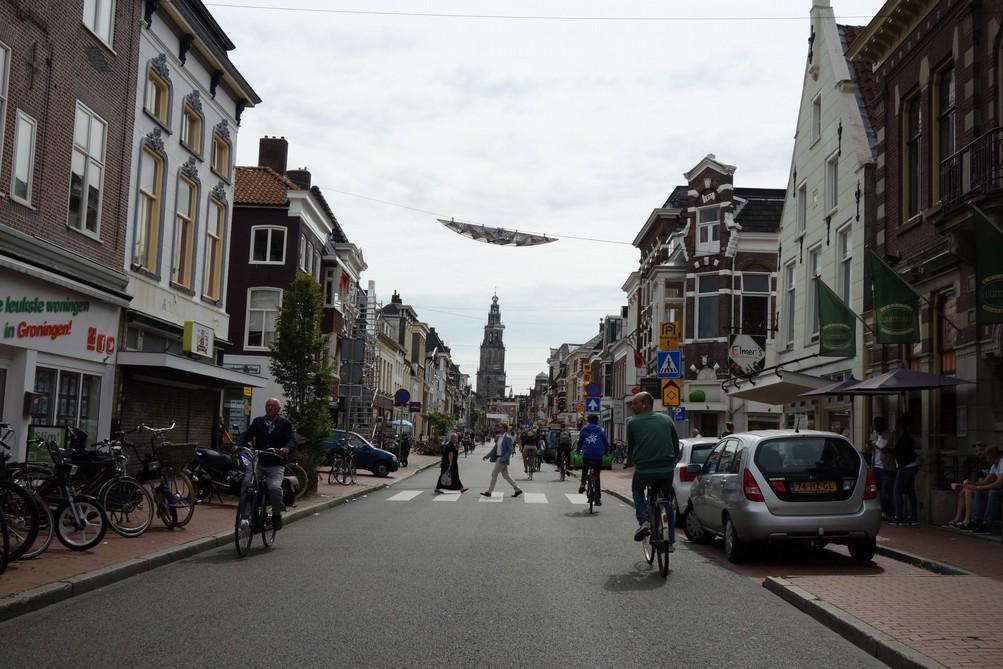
513, 489, 523, 498
961, 522, 978, 531
973, 525, 992, 534
946, 521, 965, 529
480, 491, 493, 497
634, 521, 651, 542
460, 488, 469, 493
578, 485, 586, 494
272, 513, 282, 530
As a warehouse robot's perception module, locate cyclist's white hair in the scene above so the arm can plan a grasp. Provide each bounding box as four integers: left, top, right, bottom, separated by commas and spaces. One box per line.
265, 397, 282, 406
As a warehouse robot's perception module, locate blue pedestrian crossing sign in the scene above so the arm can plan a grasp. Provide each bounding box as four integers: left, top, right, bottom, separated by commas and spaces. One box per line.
585, 397, 601, 413
656, 351, 681, 379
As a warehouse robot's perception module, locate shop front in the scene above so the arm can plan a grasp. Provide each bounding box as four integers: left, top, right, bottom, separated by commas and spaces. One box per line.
0, 267, 125, 460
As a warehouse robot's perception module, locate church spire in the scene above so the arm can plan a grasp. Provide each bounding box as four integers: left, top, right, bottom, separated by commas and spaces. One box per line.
476, 294, 507, 400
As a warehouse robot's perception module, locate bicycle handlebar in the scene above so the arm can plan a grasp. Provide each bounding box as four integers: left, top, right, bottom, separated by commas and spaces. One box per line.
138, 422, 177, 434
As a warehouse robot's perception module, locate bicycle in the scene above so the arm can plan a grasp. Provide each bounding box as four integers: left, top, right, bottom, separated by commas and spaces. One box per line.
583, 462, 600, 514
284, 462, 308, 500
558, 449, 570, 482
612, 443, 627, 465
641, 482, 675, 578
328, 445, 356, 486
134, 424, 196, 529
0, 425, 42, 560
234, 447, 280, 557
523, 449, 537, 480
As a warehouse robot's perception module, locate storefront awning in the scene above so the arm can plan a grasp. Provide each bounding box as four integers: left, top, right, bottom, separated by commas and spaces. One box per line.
117, 351, 268, 388
726, 371, 828, 406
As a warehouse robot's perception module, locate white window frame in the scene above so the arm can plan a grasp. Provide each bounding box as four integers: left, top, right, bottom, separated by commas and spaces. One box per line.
0, 42, 10, 194
249, 226, 286, 264
211, 131, 231, 181
203, 197, 225, 301
172, 175, 197, 289
825, 151, 839, 213
837, 225, 852, 303
696, 205, 721, 255
323, 267, 340, 308
68, 101, 107, 238
245, 287, 282, 350
181, 104, 202, 156
810, 92, 822, 144
784, 261, 796, 348
796, 181, 807, 235
10, 110, 37, 207
82, 0, 116, 48
695, 273, 721, 340
807, 245, 823, 341
313, 249, 321, 281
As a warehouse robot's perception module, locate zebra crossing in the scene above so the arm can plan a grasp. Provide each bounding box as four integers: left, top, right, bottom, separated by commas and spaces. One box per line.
385, 490, 596, 505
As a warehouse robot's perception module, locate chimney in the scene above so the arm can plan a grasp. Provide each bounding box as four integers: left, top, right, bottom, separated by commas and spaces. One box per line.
286, 167, 312, 190
258, 136, 288, 173
391, 291, 402, 305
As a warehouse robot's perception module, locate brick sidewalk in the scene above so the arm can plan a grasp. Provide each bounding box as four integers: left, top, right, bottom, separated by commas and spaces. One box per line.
0, 454, 439, 599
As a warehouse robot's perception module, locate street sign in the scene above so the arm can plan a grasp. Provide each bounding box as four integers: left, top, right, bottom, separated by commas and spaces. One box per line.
576, 402, 585, 413
408, 401, 422, 413
660, 320, 681, 339
585, 382, 601, 397
659, 335, 679, 351
674, 407, 687, 422
640, 378, 661, 396
656, 351, 681, 379
583, 367, 592, 383
661, 379, 681, 407
394, 388, 410, 406
585, 397, 601, 413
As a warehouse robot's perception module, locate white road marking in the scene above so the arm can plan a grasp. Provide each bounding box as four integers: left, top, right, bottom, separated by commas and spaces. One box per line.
387, 490, 423, 502
565, 493, 588, 505
478, 492, 504, 502
434, 492, 462, 501
523, 493, 548, 504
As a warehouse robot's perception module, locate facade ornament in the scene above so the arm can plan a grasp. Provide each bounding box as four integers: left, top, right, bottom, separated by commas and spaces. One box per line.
181, 157, 199, 181
184, 89, 203, 114
150, 53, 171, 83
144, 0, 159, 29
210, 69, 223, 98
144, 127, 165, 154
214, 119, 231, 142
179, 33, 194, 65
236, 99, 247, 125
211, 180, 228, 203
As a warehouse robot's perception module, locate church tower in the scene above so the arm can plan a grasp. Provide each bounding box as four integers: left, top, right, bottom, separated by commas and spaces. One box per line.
476, 294, 507, 400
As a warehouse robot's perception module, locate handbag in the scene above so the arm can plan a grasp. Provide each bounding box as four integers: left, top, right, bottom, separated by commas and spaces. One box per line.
439, 471, 452, 487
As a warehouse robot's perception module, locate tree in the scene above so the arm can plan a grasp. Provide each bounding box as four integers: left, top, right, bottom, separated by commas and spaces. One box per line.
270, 272, 334, 494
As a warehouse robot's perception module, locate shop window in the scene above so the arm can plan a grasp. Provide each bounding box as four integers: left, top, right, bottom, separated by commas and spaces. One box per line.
172, 175, 197, 289
246, 288, 282, 348
134, 146, 164, 271
741, 274, 770, 337
68, 102, 107, 236
250, 226, 285, 263
696, 274, 720, 339
11, 110, 37, 206
83, 0, 115, 46
203, 197, 225, 301
33, 367, 101, 439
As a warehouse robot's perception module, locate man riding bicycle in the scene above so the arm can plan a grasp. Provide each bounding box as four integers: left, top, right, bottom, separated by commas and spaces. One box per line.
239, 397, 295, 530
556, 424, 573, 473
577, 414, 608, 505
627, 392, 680, 547
521, 429, 539, 474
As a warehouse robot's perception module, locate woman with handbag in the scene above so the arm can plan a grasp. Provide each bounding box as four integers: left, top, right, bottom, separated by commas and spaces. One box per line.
434, 432, 468, 494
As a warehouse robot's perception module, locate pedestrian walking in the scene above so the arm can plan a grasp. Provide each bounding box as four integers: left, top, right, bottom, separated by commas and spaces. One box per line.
869, 416, 897, 520
399, 431, 412, 467
893, 415, 919, 525
481, 422, 523, 498
435, 432, 468, 494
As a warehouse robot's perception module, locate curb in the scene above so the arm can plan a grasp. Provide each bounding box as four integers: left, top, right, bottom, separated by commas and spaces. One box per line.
763, 576, 948, 669
0, 459, 441, 623
875, 544, 975, 576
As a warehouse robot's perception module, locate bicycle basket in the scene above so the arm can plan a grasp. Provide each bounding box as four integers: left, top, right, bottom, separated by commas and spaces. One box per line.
155, 442, 197, 469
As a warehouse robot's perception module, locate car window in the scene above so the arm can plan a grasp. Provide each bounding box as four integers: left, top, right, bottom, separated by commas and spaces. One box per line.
718, 440, 738, 473
726, 444, 744, 474
755, 437, 860, 476
348, 434, 369, 449
702, 442, 727, 475
689, 443, 716, 465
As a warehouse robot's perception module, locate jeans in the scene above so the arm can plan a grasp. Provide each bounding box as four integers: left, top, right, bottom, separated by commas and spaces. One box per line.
580, 458, 603, 498
631, 474, 675, 543
971, 489, 1003, 528
400, 445, 410, 467
486, 461, 520, 494
877, 467, 898, 517
244, 463, 285, 515
894, 465, 918, 522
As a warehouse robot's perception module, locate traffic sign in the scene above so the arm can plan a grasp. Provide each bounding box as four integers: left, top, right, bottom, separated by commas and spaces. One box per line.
585, 382, 601, 397
394, 388, 410, 406
583, 367, 592, 383
661, 379, 681, 407
674, 407, 687, 422
408, 401, 422, 413
659, 335, 679, 351
585, 397, 601, 413
660, 320, 681, 339
656, 351, 681, 379
576, 402, 585, 413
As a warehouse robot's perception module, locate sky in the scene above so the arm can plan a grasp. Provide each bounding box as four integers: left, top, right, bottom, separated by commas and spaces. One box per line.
210, 0, 886, 393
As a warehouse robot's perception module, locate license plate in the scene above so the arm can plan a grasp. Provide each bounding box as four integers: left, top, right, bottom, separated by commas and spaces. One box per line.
793, 481, 837, 493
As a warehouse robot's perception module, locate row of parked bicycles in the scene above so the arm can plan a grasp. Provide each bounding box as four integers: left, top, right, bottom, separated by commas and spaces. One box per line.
0, 422, 308, 573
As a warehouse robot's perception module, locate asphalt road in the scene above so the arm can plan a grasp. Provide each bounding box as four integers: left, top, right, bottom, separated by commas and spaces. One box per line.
0, 449, 887, 668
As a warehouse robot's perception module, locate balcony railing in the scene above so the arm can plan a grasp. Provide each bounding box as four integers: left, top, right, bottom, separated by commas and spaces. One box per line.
940, 127, 1003, 209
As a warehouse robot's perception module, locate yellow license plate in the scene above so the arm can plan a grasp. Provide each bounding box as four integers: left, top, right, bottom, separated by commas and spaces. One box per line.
793, 481, 837, 493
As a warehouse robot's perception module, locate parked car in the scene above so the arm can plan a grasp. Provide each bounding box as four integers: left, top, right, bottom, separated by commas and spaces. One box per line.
323, 429, 399, 477
673, 437, 720, 520
682, 430, 880, 563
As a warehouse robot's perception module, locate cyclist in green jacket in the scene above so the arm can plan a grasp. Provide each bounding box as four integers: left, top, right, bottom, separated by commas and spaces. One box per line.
627, 392, 680, 545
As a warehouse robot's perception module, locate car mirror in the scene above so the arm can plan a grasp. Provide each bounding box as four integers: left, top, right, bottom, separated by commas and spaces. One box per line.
686, 463, 703, 477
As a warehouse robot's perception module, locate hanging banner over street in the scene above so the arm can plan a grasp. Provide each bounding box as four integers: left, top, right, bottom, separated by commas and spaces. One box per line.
869, 250, 919, 343
438, 219, 558, 247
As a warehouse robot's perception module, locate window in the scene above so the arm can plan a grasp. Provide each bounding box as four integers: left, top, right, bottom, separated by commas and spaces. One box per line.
211, 132, 230, 180
741, 274, 770, 337
33, 367, 102, 439
68, 102, 107, 235
702, 441, 726, 475
203, 198, 225, 301
181, 104, 202, 155
810, 93, 822, 144
825, 152, 838, 212
250, 226, 285, 263
807, 246, 823, 340
313, 248, 322, 281
903, 93, 922, 220
796, 182, 807, 234
246, 288, 282, 348
933, 64, 955, 202
145, 69, 169, 125
0, 43, 9, 188
298, 233, 308, 271
784, 262, 796, 347
172, 176, 197, 289
696, 206, 720, 255
82, 0, 115, 46
324, 268, 340, 307
837, 226, 852, 302
134, 147, 163, 270
11, 111, 37, 205
696, 274, 720, 339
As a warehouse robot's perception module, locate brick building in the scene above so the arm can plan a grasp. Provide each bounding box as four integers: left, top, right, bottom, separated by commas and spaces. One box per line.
848, 0, 1003, 522
0, 1, 141, 457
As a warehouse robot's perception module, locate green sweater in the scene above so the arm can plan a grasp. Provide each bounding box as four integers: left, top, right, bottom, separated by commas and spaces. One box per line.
626, 411, 680, 475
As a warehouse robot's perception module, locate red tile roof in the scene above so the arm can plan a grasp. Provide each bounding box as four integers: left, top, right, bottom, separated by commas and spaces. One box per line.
234, 166, 298, 206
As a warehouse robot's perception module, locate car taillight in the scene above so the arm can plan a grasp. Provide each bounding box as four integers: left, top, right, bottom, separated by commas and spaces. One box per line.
677, 463, 696, 482
863, 467, 878, 500
769, 480, 787, 496
743, 468, 765, 502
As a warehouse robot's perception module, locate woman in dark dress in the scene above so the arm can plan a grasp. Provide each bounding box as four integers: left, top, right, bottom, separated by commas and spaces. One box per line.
434, 432, 468, 494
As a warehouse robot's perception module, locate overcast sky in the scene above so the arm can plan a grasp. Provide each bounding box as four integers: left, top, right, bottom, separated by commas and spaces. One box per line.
212, 0, 885, 393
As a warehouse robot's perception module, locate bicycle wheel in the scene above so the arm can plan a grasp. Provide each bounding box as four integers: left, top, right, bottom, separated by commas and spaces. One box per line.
0, 512, 8, 575
154, 485, 178, 529
20, 492, 53, 559
654, 502, 668, 577
100, 478, 154, 537
332, 459, 346, 485
260, 491, 276, 548
285, 463, 308, 499
54, 495, 108, 551
234, 489, 255, 557
347, 457, 357, 485
0, 481, 40, 561
587, 474, 595, 515
166, 470, 196, 527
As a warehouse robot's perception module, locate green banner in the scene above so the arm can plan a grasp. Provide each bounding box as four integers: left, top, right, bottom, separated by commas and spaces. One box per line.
869, 250, 919, 344
975, 209, 1003, 324
816, 279, 857, 357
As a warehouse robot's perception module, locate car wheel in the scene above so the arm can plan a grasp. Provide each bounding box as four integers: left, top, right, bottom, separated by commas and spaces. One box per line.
723, 516, 747, 563
373, 463, 390, 478
683, 505, 713, 544
848, 538, 877, 562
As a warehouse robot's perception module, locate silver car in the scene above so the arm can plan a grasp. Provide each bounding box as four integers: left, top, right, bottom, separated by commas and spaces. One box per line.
673, 437, 720, 521
682, 430, 881, 563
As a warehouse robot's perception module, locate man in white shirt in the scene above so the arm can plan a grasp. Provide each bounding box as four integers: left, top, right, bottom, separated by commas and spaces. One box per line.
964, 446, 1003, 533
869, 416, 897, 520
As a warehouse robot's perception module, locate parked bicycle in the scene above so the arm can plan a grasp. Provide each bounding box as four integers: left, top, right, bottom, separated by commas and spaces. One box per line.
640, 482, 675, 578
132, 423, 196, 529
0, 424, 42, 561
234, 447, 279, 557
611, 443, 627, 465
328, 445, 357, 486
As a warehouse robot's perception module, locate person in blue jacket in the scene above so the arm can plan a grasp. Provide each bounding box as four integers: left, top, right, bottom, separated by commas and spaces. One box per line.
577, 414, 609, 505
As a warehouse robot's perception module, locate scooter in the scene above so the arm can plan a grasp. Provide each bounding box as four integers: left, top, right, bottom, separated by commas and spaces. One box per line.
187, 446, 249, 503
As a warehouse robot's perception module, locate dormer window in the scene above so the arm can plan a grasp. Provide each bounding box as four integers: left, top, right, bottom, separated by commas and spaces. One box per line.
696, 205, 720, 255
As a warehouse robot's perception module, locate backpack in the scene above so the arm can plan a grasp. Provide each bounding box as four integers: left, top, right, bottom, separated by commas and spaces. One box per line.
559, 430, 572, 447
